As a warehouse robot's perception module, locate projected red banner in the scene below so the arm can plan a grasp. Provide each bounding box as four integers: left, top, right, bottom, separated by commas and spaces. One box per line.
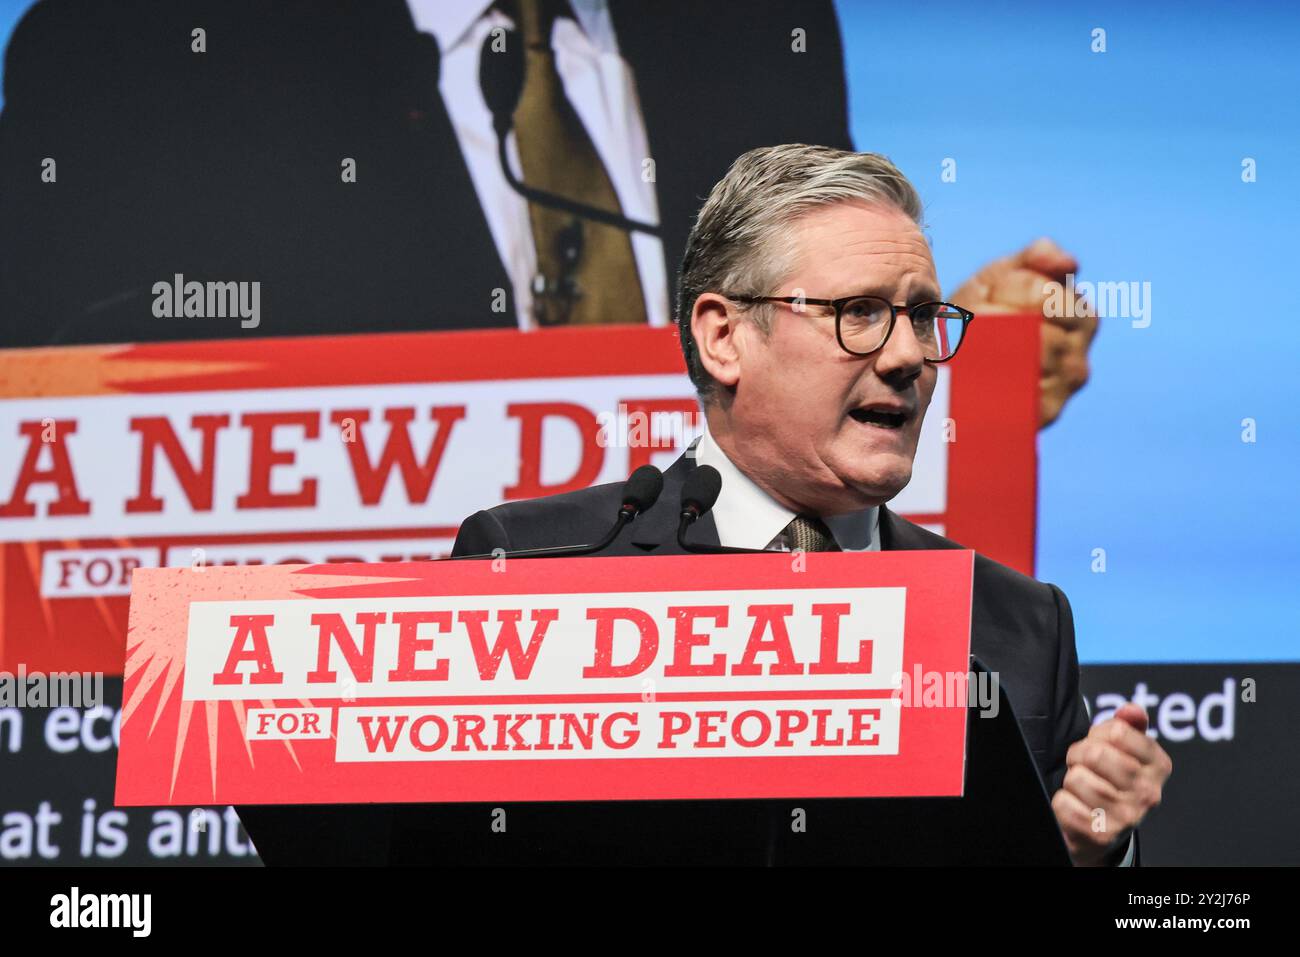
0, 318, 1037, 675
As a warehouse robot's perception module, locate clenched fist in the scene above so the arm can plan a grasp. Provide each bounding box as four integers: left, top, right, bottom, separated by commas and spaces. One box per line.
948, 238, 1099, 428
1052, 702, 1173, 866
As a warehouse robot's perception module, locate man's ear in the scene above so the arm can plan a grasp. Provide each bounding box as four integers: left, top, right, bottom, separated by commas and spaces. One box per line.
691, 292, 744, 389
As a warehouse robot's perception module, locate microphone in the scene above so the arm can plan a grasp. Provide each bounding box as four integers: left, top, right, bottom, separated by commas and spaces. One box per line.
477, 30, 661, 237
676, 465, 768, 555
453, 465, 664, 561
620, 461, 666, 517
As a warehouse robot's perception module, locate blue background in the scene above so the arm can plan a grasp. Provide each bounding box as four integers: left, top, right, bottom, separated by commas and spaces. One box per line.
2, 0, 1295, 663
837, 0, 1299, 663
0, 0, 21, 112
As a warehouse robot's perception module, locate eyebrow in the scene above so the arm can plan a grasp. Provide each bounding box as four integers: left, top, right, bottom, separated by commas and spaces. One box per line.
846, 285, 943, 305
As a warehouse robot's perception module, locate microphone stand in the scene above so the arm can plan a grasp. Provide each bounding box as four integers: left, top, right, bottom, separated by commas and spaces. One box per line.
494, 136, 661, 236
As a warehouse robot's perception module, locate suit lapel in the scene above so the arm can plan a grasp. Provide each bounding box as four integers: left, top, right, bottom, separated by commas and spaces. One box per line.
878, 505, 933, 551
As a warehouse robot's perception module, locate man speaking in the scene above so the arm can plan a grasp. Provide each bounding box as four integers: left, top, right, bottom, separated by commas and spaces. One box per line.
449, 144, 1171, 866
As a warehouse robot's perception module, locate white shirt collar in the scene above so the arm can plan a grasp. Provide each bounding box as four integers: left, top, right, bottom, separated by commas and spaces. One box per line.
692, 429, 880, 552
409, 0, 613, 55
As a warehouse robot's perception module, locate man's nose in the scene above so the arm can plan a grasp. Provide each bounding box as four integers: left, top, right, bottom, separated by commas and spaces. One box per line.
873, 311, 927, 381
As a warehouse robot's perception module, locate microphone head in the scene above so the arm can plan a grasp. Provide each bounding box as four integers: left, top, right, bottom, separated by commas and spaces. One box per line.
478, 29, 525, 135
622, 465, 664, 514
680, 465, 723, 517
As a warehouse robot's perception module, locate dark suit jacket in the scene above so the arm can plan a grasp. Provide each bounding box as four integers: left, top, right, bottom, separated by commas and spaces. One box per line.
0, 0, 851, 345
423, 450, 1138, 865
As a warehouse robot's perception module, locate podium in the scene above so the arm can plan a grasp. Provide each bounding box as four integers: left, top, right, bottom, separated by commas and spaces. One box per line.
118, 552, 1070, 865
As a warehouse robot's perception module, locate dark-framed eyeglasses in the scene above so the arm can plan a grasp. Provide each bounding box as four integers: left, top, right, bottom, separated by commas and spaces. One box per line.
723, 294, 975, 363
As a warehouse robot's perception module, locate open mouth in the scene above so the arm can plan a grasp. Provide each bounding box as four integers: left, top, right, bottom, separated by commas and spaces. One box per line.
849, 407, 908, 430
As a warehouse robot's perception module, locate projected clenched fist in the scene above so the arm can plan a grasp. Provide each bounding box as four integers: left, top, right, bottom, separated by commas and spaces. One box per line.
949, 237, 1099, 429
1051, 702, 1173, 866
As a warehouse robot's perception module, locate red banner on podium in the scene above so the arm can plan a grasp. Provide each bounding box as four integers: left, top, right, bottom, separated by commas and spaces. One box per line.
115, 551, 974, 806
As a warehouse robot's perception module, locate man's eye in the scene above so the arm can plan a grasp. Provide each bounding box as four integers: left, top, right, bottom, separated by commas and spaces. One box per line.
843, 300, 886, 322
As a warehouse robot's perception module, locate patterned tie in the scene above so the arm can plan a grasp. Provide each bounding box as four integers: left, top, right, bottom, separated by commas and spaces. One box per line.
509, 0, 646, 326
783, 515, 841, 553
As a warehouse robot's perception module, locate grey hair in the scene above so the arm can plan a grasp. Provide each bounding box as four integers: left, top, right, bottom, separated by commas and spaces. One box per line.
676, 144, 925, 401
